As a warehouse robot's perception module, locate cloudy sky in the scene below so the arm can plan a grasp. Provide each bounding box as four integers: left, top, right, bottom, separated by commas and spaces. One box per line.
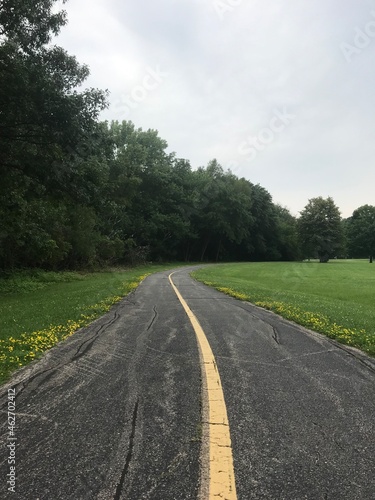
55, 0, 375, 217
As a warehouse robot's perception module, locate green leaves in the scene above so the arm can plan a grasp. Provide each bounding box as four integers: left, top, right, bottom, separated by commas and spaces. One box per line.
298, 197, 344, 262
0, 0, 68, 52
0, 1, 345, 269
347, 205, 375, 261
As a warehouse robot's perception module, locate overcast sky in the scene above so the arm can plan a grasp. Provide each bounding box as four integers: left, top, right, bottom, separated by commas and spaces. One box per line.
55, 0, 375, 217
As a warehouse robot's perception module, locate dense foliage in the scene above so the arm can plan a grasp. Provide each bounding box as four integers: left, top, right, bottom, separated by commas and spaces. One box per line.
0, 1, 372, 269
298, 197, 344, 263
346, 205, 375, 263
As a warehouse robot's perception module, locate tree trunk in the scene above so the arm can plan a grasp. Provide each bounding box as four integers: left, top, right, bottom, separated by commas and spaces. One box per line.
370, 255, 373, 263
200, 236, 210, 262
215, 239, 222, 263
184, 243, 191, 262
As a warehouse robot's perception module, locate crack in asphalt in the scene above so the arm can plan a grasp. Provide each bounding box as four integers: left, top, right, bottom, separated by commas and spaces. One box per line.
324, 339, 375, 374
2, 311, 121, 401
147, 306, 158, 331
223, 299, 375, 374
114, 399, 139, 500
229, 301, 282, 345
272, 325, 280, 345
72, 311, 120, 361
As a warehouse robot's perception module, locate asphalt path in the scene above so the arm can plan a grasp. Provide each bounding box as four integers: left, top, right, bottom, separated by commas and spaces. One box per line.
1, 266, 374, 499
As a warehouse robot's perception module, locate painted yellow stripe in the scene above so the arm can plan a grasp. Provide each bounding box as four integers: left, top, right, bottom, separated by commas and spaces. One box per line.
169, 272, 237, 500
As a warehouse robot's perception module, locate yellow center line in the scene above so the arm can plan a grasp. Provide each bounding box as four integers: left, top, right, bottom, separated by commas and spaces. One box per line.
169, 272, 237, 500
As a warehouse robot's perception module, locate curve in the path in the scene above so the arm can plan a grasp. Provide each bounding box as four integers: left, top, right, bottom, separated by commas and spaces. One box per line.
169, 271, 237, 500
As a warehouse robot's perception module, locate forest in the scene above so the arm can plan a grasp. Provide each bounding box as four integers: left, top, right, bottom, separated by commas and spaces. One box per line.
0, 0, 374, 270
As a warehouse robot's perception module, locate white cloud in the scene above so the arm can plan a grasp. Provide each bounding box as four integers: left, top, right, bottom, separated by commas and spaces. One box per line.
55, 0, 374, 217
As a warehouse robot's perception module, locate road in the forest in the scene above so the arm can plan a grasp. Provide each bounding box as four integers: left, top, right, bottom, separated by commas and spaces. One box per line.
1, 266, 374, 499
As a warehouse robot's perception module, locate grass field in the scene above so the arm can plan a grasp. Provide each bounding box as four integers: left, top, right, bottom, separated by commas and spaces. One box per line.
192, 260, 375, 356
0, 264, 181, 383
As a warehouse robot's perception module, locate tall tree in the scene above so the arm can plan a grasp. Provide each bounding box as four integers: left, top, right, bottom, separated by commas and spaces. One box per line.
105, 121, 195, 262
274, 205, 301, 261
0, 0, 108, 269
248, 184, 280, 261
0, 0, 68, 52
298, 197, 344, 263
191, 161, 253, 261
0, 2, 314, 269
347, 205, 375, 263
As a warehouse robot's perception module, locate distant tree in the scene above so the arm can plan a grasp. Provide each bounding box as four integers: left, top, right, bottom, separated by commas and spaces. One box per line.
248, 184, 280, 261
105, 121, 196, 261
0, 2, 320, 269
347, 205, 375, 263
274, 205, 301, 261
191, 161, 253, 261
298, 197, 344, 263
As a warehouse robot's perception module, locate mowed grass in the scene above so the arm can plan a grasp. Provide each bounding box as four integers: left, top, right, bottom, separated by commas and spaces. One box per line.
192, 260, 375, 356
0, 264, 181, 383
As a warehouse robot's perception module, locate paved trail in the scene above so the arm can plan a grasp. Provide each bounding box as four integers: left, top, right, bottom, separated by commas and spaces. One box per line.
1, 267, 374, 499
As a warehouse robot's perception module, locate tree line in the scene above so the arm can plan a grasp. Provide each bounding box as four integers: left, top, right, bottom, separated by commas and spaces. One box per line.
0, 1, 373, 270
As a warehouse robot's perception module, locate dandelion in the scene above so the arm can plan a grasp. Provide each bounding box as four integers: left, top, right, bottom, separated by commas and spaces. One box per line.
202, 281, 374, 357
1, 271, 150, 379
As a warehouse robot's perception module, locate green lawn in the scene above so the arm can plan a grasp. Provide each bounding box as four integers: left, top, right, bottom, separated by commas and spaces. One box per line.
192, 260, 375, 356
0, 264, 181, 383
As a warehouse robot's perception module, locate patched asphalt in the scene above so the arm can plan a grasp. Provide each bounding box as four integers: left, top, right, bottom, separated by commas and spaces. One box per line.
1, 266, 374, 499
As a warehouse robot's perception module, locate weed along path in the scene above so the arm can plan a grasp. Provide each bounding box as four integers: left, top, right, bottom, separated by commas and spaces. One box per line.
1, 267, 375, 499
